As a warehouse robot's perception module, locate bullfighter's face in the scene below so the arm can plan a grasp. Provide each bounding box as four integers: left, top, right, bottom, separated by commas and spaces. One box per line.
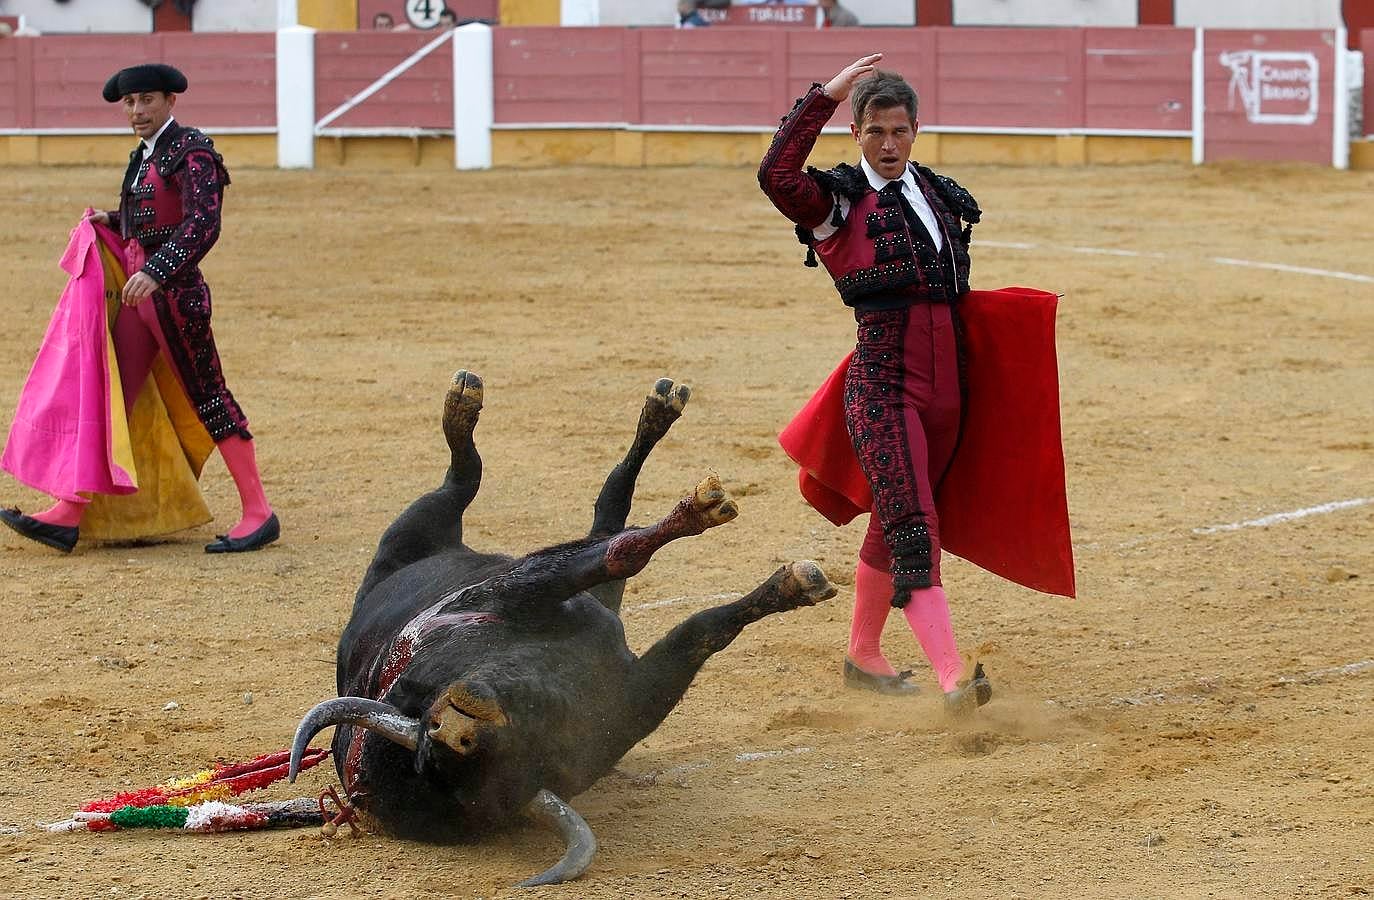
852, 103, 917, 182
122, 91, 176, 141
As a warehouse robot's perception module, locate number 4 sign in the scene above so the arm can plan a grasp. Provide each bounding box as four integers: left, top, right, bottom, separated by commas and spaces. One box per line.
406, 0, 448, 28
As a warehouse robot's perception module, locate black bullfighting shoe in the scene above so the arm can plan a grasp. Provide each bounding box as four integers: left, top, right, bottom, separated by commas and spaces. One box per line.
943, 662, 993, 718
204, 513, 280, 554
844, 657, 920, 695
0, 507, 79, 553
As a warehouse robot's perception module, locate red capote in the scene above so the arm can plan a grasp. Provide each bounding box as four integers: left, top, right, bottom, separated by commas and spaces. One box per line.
778, 287, 1075, 598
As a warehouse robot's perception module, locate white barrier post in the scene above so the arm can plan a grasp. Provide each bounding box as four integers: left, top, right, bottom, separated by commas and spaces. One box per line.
454, 23, 493, 170
276, 25, 316, 169
1333, 28, 1350, 170
1191, 26, 1204, 165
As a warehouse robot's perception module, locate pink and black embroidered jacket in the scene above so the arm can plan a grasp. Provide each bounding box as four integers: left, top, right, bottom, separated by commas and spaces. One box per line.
757, 84, 981, 309
116, 122, 231, 286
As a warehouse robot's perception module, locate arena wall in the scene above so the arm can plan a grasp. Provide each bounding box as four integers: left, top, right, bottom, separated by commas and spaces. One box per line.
0, 25, 1368, 169
1174, 0, 1345, 29
193, 0, 278, 32
953, 0, 1137, 28
0, 0, 152, 34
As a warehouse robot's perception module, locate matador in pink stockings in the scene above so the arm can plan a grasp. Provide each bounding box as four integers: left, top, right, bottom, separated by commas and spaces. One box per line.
1, 64, 278, 555
759, 54, 1076, 714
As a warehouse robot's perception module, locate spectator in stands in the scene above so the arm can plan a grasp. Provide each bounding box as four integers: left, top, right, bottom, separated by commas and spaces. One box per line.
676, 0, 710, 28
0, 23, 12, 38
372, 11, 395, 29
439, 8, 458, 28
1, 64, 279, 555
818, 0, 860, 27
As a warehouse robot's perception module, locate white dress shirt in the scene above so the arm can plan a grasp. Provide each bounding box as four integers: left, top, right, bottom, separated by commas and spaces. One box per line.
141, 117, 176, 160
811, 157, 944, 252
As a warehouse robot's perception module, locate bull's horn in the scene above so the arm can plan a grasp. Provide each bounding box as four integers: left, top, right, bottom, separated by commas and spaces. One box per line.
288, 697, 422, 782
515, 789, 598, 887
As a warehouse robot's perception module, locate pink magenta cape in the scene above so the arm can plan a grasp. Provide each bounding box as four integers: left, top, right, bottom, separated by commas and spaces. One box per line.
2, 215, 212, 540
778, 287, 1076, 598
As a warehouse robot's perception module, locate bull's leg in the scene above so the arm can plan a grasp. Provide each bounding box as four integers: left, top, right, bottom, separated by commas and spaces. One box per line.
358, 371, 485, 597
601, 562, 837, 762
487, 475, 737, 613
587, 378, 691, 614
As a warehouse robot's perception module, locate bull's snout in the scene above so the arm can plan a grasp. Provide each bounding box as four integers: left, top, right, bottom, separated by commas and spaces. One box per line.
413, 683, 509, 773
428, 705, 481, 755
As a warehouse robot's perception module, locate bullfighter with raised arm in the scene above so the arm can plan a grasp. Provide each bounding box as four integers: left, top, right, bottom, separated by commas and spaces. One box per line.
759, 54, 1076, 714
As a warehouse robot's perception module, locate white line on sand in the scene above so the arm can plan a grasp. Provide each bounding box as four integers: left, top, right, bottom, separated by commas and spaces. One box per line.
1210, 257, 1374, 285
1276, 659, 1374, 684
1192, 497, 1374, 535
977, 240, 1374, 284
1067, 246, 1168, 259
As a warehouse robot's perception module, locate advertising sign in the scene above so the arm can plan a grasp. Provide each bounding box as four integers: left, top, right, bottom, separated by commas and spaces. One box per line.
1202, 30, 1339, 165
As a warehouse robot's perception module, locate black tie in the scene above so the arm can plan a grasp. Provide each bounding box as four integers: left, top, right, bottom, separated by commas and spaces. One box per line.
883, 181, 934, 249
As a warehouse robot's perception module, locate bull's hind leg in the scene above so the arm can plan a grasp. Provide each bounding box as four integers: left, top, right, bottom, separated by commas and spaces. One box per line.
601, 562, 837, 762
487, 475, 737, 614
587, 378, 691, 613
358, 371, 485, 597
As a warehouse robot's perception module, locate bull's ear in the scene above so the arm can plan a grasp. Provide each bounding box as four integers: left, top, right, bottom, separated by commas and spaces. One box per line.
515, 789, 597, 887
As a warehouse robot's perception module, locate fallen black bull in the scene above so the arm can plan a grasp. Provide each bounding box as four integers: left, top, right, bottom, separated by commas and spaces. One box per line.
290, 371, 836, 886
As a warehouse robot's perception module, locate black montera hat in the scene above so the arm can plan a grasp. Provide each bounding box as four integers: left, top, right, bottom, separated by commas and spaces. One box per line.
102, 64, 189, 102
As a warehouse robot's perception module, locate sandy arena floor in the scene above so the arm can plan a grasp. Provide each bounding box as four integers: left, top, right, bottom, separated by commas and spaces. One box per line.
0, 159, 1371, 899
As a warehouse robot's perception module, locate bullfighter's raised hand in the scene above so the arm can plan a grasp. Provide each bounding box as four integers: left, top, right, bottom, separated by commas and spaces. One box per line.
822, 52, 884, 101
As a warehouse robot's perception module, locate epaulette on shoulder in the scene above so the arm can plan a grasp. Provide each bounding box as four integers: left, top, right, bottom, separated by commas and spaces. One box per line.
156, 127, 229, 184
916, 165, 981, 224
808, 162, 869, 203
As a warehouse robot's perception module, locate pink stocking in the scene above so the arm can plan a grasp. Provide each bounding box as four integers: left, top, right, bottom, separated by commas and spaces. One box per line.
32, 498, 87, 527
847, 559, 897, 676
217, 435, 273, 538
902, 586, 964, 692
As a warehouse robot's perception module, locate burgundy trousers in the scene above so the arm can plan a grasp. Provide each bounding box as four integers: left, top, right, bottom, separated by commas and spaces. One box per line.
843, 302, 961, 590
121, 240, 250, 443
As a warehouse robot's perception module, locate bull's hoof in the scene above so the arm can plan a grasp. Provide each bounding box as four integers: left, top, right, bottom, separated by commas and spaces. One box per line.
781, 560, 837, 607
692, 474, 738, 528
443, 369, 484, 451
638, 378, 691, 441
651, 377, 691, 415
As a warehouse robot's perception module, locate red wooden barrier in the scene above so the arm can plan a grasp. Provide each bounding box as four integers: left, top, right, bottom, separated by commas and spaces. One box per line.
1083, 27, 1192, 132
931, 28, 1085, 129
493, 27, 627, 124
315, 31, 453, 129
0, 25, 1353, 166
1, 33, 274, 130
639, 27, 778, 127
1202, 29, 1335, 164
0, 38, 23, 129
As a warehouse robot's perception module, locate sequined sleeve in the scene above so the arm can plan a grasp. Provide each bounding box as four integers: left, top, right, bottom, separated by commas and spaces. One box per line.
140, 147, 225, 284
757, 84, 841, 230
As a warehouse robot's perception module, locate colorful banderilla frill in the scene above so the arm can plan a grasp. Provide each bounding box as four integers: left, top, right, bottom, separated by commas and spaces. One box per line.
43, 747, 331, 834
